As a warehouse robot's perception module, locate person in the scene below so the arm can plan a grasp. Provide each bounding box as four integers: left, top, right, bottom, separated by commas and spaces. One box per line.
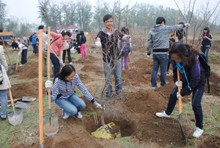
75, 29, 81, 54
147, 17, 190, 89
176, 22, 185, 43
78, 31, 87, 58
62, 35, 73, 64
45, 64, 102, 119
156, 43, 206, 138
11, 37, 18, 50
200, 27, 212, 62
0, 40, 11, 120
38, 25, 48, 77
50, 30, 71, 77
119, 27, 132, 70
95, 14, 123, 99
17, 38, 28, 66
31, 32, 38, 55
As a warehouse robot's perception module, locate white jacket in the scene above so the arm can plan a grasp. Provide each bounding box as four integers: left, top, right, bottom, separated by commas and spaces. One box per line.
0, 45, 11, 90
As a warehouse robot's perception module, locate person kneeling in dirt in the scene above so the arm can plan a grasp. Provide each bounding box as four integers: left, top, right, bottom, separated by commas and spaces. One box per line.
156, 43, 206, 138
45, 64, 102, 120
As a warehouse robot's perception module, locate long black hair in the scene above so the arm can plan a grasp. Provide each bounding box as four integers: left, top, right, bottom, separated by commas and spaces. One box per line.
203, 27, 210, 36
169, 43, 199, 66
58, 64, 76, 81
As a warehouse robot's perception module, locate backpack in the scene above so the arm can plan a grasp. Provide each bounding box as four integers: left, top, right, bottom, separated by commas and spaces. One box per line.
120, 39, 131, 54
0, 65, 3, 85
198, 53, 211, 93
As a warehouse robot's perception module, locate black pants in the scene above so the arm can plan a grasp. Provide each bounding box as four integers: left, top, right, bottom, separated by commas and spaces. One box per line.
21, 49, 28, 64
62, 48, 72, 63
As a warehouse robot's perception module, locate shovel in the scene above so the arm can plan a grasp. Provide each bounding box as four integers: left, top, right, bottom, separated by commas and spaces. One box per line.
44, 27, 59, 136
8, 88, 23, 126
177, 69, 186, 142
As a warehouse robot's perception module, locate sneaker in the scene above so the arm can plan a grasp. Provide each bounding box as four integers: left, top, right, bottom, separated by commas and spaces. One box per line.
151, 86, 157, 90
155, 111, 170, 118
61, 111, 70, 120
0, 115, 7, 120
76, 111, 83, 119
193, 127, 203, 138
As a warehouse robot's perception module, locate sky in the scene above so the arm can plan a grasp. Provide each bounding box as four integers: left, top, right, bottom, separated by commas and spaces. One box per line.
1, 0, 218, 24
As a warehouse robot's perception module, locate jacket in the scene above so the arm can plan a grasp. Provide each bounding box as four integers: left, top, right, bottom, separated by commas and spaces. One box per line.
147, 24, 184, 54
50, 32, 64, 56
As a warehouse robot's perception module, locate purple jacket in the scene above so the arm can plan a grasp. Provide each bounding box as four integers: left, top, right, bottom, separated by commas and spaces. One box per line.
173, 56, 206, 96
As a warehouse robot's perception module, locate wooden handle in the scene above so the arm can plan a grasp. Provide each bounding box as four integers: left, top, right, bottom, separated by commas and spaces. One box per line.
8, 88, 16, 114
47, 27, 51, 110
38, 29, 44, 146
177, 69, 182, 113
1, 38, 12, 65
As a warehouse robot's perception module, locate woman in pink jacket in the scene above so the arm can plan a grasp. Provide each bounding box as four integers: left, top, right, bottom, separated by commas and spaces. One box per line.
50, 31, 71, 77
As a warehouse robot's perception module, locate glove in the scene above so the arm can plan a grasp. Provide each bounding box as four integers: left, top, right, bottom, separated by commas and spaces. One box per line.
45, 80, 53, 89
177, 92, 183, 99
94, 101, 103, 109
184, 23, 190, 27
95, 41, 102, 47
147, 52, 151, 58
175, 81, 182, 88
59, 59, 64, 65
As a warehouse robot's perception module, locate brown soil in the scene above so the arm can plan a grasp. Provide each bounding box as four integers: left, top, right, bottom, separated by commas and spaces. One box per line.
76, 55, 98, 63
81, 64, 103, 75
208, 72, 220, 96
17, 61, 38, 79
198, 136, 220, 148
11, 80, 39, 98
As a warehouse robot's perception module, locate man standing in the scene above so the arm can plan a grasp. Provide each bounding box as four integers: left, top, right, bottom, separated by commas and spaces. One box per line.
147, 17, 189, 89
95, 14, 123, 99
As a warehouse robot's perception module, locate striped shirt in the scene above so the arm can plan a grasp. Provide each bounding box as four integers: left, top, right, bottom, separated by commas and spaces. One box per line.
51, 74, 94, 102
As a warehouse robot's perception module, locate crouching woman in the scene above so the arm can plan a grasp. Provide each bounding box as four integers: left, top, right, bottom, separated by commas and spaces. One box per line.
156, 43, 206, 138
45, 64, 102, 119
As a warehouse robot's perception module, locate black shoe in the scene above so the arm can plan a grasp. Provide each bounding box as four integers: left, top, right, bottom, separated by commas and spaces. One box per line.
0, 116, 7, 120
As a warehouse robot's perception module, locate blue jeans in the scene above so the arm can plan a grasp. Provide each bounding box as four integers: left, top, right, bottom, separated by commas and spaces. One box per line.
103, 59, 122, 96
0, 90, 8, 118
21, 49, 28, 64
165, 86, 204, 129
201, 46, 210, 62
32, 44, 38, 54
50, 53, 60, 77
151, 54, 168, 87
55, 95, 86, 116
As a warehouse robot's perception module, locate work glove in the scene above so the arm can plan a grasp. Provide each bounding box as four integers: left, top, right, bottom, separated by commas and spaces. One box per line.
95, 41, 102, 47
45, 80, 53, 89
175, 81, 182, 88
94, 101, 103, 109
177, 92, 183, 99
59, 59, 64, 65
184, 23, 190, 27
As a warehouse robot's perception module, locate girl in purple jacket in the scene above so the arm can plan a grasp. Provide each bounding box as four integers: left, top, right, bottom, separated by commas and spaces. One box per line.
156, 43, 206, 138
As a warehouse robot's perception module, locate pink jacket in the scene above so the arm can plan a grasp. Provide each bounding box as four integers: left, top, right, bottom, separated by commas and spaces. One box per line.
50, 32, 64, 56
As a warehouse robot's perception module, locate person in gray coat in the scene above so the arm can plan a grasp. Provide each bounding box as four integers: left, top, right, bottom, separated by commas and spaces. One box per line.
0, 41, 11, 120
147, 17, 189, 89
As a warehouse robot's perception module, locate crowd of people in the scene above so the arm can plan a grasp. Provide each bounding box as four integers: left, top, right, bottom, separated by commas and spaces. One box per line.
0, 14, 214, 139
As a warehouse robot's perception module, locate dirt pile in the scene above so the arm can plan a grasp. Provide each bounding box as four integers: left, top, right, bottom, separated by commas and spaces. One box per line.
198, 136, 220, 148
76, 55, 98, 63
209, 72, 220, 96
17, 61, 38, 79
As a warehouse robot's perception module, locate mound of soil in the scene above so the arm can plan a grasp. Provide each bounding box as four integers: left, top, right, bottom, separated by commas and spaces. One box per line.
17, 61, 38, 79
81, 64, 102, 75
130, 58, 152, 74
11, 80, 40, 98
79, 74, 94, 84
208, 72, 220, 96
76, 55, 98, 63
198, 136, 220, 148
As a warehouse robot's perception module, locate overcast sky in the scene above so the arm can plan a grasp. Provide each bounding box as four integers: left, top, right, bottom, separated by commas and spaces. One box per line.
1, 0, 218, 24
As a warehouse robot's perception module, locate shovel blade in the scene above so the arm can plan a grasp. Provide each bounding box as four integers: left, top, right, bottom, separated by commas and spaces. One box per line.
44, 116, 59, 136
179, 114, 187, 143
8, 109, 23, 126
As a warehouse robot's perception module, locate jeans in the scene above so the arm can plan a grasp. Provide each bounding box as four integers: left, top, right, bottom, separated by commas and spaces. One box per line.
50, 53, 60, 77
165, 86, 204, 129
0, 90, 8, 118
103, 59, 122, 96
55, 95, 86, 116
21, 49, 28, 65
151, 54, 168, 87
62, 48, 72, 63
121, 53, 129, 70
201, 46, 210, 62
32, 44, 38, 54
80, 44, 86, 58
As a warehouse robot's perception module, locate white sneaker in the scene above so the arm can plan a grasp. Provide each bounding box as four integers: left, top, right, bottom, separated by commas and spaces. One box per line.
193, 127, 203, 138
62, 111, 70, 120
69, 62, 73, 65
151, 87, 157, 90
155, 111, 170, 118
76, 111, 83, 119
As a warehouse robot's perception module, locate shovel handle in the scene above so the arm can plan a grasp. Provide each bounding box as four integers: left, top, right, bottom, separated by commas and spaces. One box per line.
47, 27, 51, 110
1, 38, 12, 65
8, 88, 16, 114
177, 69, 182, 114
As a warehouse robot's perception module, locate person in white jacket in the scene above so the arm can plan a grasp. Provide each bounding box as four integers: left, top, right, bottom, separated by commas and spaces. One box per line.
0, 41, 11, 120
17, 38, 28, 66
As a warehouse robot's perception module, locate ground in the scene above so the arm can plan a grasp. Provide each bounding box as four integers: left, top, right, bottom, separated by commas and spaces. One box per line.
0, 42, 220, 148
